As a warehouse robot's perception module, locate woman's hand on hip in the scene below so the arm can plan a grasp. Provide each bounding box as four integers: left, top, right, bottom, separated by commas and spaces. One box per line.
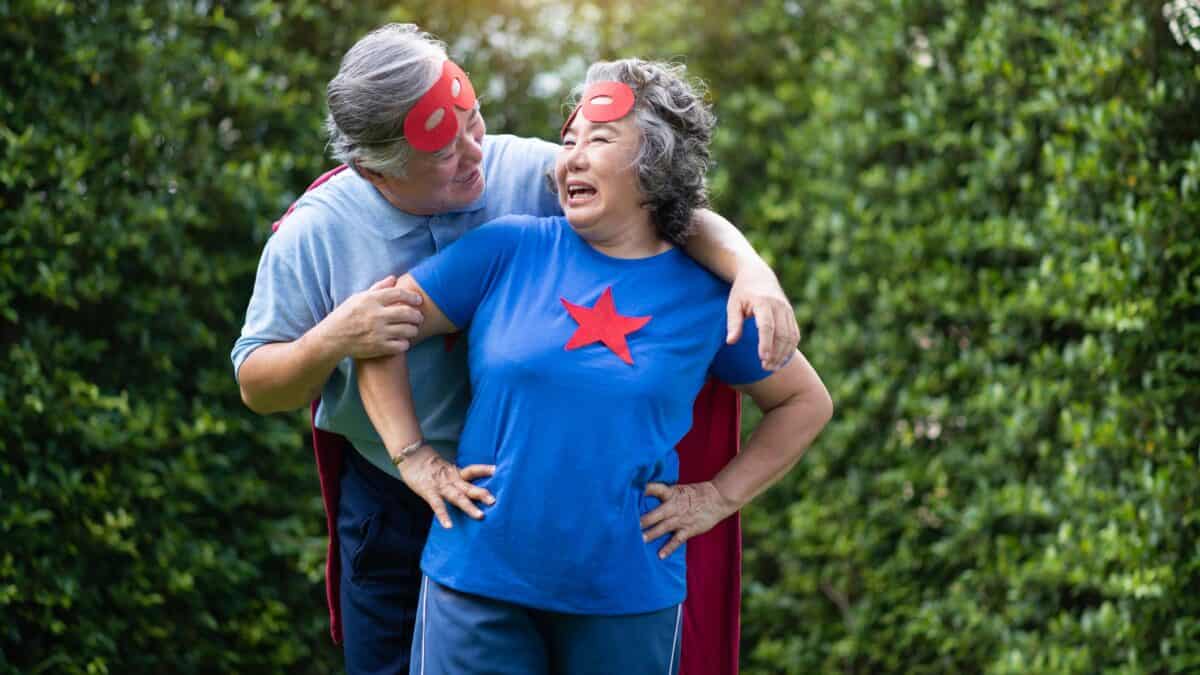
640, 481, 740, 559
398, 445, 495, 529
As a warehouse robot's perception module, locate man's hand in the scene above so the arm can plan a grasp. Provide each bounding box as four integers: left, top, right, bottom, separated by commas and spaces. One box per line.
726, 265, 800, 371
640, 481, 740, 559
397, 445, 496, 529
319, 276, 424, 360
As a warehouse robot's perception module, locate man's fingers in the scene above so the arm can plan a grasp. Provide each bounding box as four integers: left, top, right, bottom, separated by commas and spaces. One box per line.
377, 286, 424, 307
382, 304, 425, 326
385, 323, 419, 340
368, 275, 397, 291
459, 464, 496, 482
376, 338, 410, 356
755, 302, 777, 366
725, 299, 746, 344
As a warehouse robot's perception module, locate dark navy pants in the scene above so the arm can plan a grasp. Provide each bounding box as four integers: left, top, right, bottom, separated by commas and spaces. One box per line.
338, 448, 432, 675
411, 578, 683, 675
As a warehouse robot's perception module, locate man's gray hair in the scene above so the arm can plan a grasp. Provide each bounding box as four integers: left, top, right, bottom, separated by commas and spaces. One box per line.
572, 59, 716, 245
325, 24, 447, 177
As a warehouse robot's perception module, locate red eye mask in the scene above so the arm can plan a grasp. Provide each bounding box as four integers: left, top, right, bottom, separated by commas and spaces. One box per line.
561, 81, 636, 138
403, 60, 478, 153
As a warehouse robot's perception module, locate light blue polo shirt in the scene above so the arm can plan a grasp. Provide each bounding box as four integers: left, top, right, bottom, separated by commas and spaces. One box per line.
232, 134, 562, 476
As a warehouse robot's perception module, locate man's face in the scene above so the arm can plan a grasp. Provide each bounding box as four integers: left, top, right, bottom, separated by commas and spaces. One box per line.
368, 105, 486, 215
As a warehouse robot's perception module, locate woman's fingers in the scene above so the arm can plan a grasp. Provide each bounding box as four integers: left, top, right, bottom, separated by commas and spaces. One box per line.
640, 483, 677, 529
658, 531, 689, 559
640, 504, 671, 533
459, 464, 496, 481
405, 455, 497, 527
441, 482, 485, 520
427, 493, 453, 529
642, 516, 681, 543
641, 482, 730, 555
463, 484, 496, 505
644, 482, 674, 500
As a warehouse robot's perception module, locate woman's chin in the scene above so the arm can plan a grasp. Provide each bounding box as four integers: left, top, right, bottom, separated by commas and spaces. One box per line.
563, 206, 599, 233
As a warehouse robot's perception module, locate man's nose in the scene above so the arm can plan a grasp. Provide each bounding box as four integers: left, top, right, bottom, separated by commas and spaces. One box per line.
458, 129, 483, 165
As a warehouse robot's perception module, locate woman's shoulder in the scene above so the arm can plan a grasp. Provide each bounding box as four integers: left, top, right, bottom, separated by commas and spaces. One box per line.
668, 250, 735, 297
474, 214, 566, 240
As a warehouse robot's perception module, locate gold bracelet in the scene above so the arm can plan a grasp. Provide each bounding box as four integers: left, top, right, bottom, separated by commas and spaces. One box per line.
389, 438, 425, 468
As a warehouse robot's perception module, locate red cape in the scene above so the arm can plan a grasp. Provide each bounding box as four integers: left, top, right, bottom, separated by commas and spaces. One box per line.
274, 166, 742, 674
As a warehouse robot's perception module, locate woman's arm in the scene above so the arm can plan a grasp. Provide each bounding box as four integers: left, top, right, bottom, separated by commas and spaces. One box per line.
640, 351, 833, 558
238, 276, 425, 414
684, 209, 801, 371
356, 274, 495, 529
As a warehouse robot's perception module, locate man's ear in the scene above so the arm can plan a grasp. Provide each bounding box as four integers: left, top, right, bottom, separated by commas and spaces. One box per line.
354, 161, 385, 186
353, 160, 375, 178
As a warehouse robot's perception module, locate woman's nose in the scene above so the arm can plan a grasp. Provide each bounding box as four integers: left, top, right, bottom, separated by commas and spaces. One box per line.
565, 142, 588, 170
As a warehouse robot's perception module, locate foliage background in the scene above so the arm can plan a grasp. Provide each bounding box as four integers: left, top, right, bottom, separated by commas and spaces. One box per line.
1, 0, 1197, 673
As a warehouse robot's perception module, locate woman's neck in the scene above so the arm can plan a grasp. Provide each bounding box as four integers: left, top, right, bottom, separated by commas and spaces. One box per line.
578, 215, 673, 259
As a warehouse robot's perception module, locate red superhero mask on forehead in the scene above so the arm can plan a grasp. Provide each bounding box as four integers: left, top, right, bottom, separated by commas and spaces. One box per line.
561, 80, 636, 138
403, 59, 478, 153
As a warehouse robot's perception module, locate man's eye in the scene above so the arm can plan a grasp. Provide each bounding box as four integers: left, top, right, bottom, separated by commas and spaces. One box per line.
589, 136, 611, 144
562, 139, 576, 147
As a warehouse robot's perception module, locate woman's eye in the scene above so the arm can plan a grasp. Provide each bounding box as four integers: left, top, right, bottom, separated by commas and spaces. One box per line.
562, 139, 576, 147
589, 136, 611, 144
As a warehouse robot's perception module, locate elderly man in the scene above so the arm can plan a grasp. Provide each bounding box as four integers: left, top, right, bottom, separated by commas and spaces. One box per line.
232, 24, 798, 675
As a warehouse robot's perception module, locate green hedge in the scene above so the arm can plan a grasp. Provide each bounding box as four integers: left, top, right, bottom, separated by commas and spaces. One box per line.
0, 2, 388, 672
2, 1, 1197, 673
667, 2, 1200, 673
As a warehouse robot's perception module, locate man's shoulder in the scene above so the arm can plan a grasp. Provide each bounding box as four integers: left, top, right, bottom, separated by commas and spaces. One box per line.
271, 171, 374, 246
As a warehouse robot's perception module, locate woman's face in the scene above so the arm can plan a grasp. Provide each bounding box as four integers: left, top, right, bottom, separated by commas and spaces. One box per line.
555, 112, 648, 236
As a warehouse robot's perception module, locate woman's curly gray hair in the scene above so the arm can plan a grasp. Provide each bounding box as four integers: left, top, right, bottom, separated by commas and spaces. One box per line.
570, 59, 716, 246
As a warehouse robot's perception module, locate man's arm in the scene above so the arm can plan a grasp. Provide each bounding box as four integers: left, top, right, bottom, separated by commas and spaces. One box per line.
237, 276, 425, 414
684, 209, 800, 370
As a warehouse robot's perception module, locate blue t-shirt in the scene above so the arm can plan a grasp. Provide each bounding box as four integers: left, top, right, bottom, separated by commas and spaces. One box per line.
410, 215, 773, 614
231, 135, 561, 475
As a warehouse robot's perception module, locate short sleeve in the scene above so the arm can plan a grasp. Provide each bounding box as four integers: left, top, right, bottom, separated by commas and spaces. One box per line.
531, 141, 564, 218
410, 215, 529, 328
708, 316, 780, 386
230, 209, 334, 379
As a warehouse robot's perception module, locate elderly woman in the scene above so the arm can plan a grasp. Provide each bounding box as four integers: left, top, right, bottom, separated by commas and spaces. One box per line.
358, 59, 832, 674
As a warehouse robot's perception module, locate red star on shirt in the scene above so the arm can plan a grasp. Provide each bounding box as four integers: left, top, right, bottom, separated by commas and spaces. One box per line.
560, 287, 652, 365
